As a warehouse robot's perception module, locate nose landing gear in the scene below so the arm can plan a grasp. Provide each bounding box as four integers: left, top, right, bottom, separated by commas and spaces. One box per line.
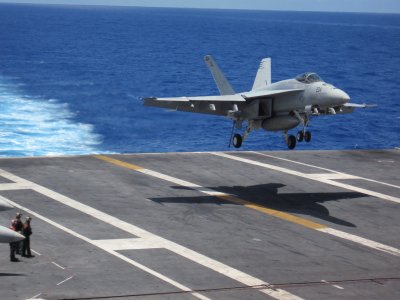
230, 120, 256, 148
232, 134, 242, 148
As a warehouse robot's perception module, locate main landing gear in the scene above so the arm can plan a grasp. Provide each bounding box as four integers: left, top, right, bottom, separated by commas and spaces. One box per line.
296, 130, 311, 143
284, 129, 312, 150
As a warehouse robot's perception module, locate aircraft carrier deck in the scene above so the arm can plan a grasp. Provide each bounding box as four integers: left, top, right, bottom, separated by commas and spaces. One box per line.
0, 149, 399, 300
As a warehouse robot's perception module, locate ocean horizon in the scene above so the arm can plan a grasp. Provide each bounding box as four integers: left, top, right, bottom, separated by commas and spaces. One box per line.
0, 3, 399, 157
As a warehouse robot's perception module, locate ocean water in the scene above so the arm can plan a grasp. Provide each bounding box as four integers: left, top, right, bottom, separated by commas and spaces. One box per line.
0, 4, 399, 157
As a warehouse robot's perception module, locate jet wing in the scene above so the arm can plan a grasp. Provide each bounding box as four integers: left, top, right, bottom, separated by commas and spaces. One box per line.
143, 89, 303, 117
144, 94, 246, 103
143, 95, 246, 116
241, 88, 304, 99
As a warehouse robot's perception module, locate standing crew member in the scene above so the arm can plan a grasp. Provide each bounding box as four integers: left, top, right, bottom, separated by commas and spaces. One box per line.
13, 213, 23, 255
9, 212, 23, 262
22, 216, 33, 258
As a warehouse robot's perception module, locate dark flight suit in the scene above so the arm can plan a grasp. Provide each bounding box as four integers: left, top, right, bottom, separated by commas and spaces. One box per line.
22, 222, 32, 257
13, 219, 23, 255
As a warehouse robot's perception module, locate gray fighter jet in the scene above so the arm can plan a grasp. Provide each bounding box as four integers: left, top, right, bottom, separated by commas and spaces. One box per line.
144, 55, 373, 149
0, 197, 24, 243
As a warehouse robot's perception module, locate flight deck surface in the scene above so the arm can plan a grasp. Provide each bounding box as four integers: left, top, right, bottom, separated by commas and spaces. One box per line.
0, 149, 399, 300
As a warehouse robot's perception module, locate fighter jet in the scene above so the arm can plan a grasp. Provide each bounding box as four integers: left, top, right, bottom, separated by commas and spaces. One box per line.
144, 55, 373, 149
0, 197, 24, 243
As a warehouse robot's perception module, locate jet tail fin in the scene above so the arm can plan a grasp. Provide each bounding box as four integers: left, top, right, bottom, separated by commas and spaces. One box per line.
252, 58, 271, 91
204, 55, 235, 95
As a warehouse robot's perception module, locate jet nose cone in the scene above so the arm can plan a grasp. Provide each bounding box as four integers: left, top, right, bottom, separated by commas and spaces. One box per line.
340, 90, 350, 102
0, 226, 25, 243
328, 88, 350, 105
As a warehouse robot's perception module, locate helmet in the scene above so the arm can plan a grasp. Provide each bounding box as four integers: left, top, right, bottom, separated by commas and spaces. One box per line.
16, 212, 22, 218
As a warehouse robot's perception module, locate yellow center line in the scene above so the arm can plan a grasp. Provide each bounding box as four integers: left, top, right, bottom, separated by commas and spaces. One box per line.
95, 155, 144, 171
94, 155, 327, 230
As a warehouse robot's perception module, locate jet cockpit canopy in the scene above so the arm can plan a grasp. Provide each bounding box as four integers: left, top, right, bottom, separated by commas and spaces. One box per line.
295, 72, 323, 83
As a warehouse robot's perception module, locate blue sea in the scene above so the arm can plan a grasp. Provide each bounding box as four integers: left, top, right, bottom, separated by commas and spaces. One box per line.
0, 4, 399, 157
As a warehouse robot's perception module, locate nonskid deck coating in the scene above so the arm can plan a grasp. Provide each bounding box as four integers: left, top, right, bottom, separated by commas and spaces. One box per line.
0, 149, 399, 300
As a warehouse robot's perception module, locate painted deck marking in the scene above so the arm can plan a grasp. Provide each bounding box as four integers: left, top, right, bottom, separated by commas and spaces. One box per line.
31, 249, 41, 256
92, 238, 162, 251
0, 169, 301, 300
252, 151, 400, 190
93, 156, 400, 257
51, 261, 65, 270
95, 155, 324, 230
321, 280, 344, 290
57, 276, 74, 286
26, 293, 42, 299
4, 198, 211, 300
213, 152, 400, 204
333, 285, 344, 290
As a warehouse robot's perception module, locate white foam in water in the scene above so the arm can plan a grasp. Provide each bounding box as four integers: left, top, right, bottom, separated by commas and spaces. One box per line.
0, 80, 103, 157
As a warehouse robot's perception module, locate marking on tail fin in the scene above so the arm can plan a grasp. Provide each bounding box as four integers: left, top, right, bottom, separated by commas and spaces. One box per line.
204, 55, 235, 95
252, 58, 271, 91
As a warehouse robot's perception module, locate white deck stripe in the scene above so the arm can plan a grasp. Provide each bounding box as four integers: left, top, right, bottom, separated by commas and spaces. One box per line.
209, 153, 400, 256
92, 238, 162, 250
0, 169, 302, 300
27, 292, 42, 299
31, 249, 41, 256
333, 285, 344, 290
57, 276, 74, 286
97, 156, 400, 258
4, 198, 211, 300
212, 152, 400, 204
318, 228, 400, 256
252, 151, 400, 189
51, 261, 65, 270
0, 183, 32, 191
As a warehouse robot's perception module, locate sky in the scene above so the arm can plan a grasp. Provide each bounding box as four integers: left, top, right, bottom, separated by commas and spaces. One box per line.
0, 0, 399, 14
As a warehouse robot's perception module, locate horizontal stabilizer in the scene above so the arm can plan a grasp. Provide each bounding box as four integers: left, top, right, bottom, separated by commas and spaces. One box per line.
204, 55, 235, 95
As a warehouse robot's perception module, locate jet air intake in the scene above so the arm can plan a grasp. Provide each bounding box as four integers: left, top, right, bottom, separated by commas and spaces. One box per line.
262, 116, 300, 131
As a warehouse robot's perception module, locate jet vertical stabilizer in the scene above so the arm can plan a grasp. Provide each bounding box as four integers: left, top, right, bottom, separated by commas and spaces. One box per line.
204, 55, 235, 95
252, 58, 271, 91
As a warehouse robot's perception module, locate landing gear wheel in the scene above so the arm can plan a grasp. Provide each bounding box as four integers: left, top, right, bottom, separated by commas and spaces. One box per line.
297, 131, 304, 142
287, 135, 296, 150
304, 131, 311, 143
232, 134, 243, 148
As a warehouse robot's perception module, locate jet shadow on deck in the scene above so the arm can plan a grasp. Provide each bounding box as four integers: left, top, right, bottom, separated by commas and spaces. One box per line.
150, 183, 365, 227
0, 273, 25, 277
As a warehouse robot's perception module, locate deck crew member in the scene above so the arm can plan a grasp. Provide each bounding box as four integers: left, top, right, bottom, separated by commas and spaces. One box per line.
9, 212, 23, 262
22, 216, 33, 258
12, 213, 23, 255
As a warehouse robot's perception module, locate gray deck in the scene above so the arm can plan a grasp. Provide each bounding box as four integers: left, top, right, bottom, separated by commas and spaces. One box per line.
0, 149, 399, 300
